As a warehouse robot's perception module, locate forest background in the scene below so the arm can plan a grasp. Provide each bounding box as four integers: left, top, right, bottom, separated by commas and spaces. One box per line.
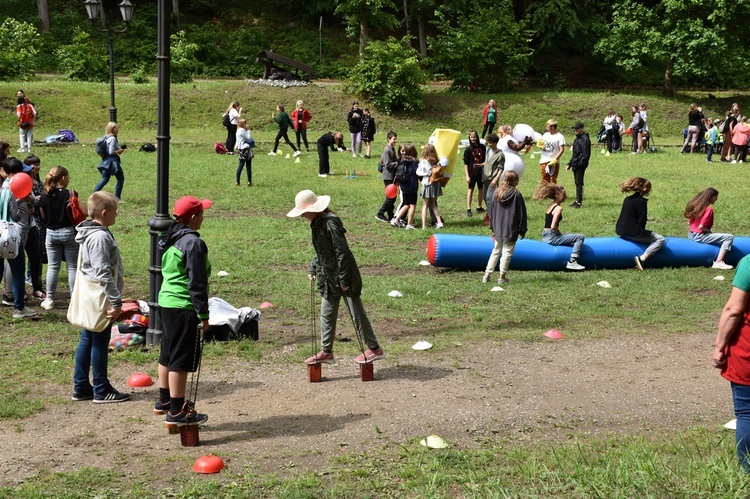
3, 0, 750, 107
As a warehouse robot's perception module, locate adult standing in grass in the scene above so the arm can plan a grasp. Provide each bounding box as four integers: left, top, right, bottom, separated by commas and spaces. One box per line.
223, 101, 241, 154
155, 195, 211, 430
731, 116, 750, 164
680, 104, 705, 154
361, 108, 376, 159
316, 132, 346, 178
712, 252, 750, 471
235, 118, 254, 186
721, 103, 739, 162
602, 109, 617, 154
16, 96, 37, 154
40, 166, 87, 311
539, 119, 566, 184
93, 122, 126, 202
481, 99, 498, 139
346, 102, 363, 158
684, 187, 734, 270
481, 133, 504, 212
482, 171, 526, 284
638, 102, 650, 153
287, 189, 385, 365
566, 121, 591, 208
464, 130, 486, 218
375, 131, 398, 223
628, 105, 643, 153
291, 100, 312, 152
615, 177, 664, 270
269, 104, 300, 157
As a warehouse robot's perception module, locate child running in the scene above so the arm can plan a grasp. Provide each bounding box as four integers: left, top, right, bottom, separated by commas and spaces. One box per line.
482, 171, 527, 284
287, 190, 385, 365
615, 177, 665, 270
532, 184, 585, 270
684, 187, 734, 270
416, 143, 445, 230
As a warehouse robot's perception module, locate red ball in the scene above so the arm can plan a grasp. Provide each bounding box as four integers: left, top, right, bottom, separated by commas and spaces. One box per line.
9, 173, 33, 199
384, 184, 398, 198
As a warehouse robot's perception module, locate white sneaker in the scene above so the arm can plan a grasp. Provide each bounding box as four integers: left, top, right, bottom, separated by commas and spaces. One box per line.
12, 307, 37, 319
566, 260, 586, 271
390, 218, 399, 227
268, 151, 277, 156
435, 223, 444, 229
318, 173, 328, 178
482, 272, 490, 284
712, 261, 734, 270
352, 153, 357, 158
17, 148, 25, 153
40, 298, 54, 310
732, 160, 737, 164
293, 150, 301, 157
405, 224, 416, 230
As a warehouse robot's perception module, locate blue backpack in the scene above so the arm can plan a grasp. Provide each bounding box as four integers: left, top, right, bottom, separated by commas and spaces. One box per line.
95, 137, 108, 157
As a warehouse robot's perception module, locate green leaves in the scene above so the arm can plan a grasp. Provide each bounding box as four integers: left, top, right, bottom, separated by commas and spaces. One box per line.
0, 18, 40, 81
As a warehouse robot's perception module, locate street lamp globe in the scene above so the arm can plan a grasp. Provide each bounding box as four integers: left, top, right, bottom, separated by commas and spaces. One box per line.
83, 0, 101, 21
118, 0, 134, 23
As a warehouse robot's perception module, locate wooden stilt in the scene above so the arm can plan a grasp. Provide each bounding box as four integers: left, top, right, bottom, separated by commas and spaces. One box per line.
360, 362, 374, 381
307, 363, 322, 382
179, 424, 200, 446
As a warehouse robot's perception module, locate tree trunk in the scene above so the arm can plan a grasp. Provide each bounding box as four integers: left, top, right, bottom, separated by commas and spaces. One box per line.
663, 57, 674, 97
417, 14, 426, 57
172, 0, 181, 30
37, 0, 50, 32
403, 0, 410, 37
359, 16, 369, 62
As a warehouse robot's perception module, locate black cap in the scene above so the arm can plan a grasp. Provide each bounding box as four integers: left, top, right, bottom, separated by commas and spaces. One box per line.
572, 121, 584, 130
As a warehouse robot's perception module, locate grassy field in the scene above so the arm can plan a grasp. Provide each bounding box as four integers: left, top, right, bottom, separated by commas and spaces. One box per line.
2, 80, 750, 496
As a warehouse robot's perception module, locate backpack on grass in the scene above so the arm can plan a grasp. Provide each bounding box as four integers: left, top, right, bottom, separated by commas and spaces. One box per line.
214, 142, 228, 154
95, 137, 108, 157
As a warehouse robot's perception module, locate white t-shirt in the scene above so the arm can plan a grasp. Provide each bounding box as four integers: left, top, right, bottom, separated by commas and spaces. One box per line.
539, 132, 566, 164
229, 107, 240, 126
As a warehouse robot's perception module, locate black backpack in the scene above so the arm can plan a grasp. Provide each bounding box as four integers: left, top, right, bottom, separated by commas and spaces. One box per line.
394, 162, 408, 184
222, 113, 231, 128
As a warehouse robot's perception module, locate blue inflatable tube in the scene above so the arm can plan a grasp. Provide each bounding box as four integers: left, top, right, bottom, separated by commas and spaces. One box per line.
426, 234, 750, 271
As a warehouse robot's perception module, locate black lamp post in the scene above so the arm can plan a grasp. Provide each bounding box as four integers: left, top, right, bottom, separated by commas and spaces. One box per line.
84, 0, 134, 123
145, 0, 173, 346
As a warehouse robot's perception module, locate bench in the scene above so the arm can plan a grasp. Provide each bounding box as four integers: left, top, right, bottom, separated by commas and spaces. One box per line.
256, 50, 316, 81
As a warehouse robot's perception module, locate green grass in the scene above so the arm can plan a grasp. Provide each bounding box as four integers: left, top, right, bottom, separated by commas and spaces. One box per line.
2, 80, 750, 495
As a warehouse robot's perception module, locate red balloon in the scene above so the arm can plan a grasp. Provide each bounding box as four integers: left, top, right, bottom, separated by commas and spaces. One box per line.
626, 128, 633, 136
9, 173, 32, 199
384, 184, 398, 198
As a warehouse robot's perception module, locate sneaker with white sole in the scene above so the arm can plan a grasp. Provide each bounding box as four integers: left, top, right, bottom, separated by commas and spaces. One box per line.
40, 298, 54, 310
268, 151, 277, 156
92, 390, 130, 404
354, 347, 385, 364
71, 389, 94, 401
390, 218, 400, 227
165, 410, 208, 430
498, 277, 510, 284
293, 150, 302, 157
435, 222, 444, 229
2, 294, 14, 306
12, 307, 37, 319
712, 260, 734, 270
566, 261, 586, 271
318, 173, 328, 178
405, 225, 416, 230
634, 256, 644, 271
305, 351, 335, 365
375, 214, 389, 223
482, 272, 491, 283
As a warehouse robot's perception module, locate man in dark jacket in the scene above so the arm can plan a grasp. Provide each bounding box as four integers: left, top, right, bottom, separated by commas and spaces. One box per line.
566, 122, 591, 208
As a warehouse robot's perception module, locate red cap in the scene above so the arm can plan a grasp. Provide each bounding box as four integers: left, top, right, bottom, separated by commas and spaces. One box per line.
173, 196, 212, 222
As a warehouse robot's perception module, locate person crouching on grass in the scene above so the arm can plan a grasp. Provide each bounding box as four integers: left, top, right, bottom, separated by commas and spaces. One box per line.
287, 190, 385, 365
155, 196, 212, 431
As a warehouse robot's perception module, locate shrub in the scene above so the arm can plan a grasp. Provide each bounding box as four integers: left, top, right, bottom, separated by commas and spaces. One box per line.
56, 27, 108, 82
0, 18, 40, 80
130, 63, 151, 84
346, 36, 427, 114
171, 31, 200, 83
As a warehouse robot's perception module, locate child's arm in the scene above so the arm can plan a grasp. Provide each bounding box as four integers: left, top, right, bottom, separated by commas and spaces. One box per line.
183, 238, 210, 321
85, 234, 123, 310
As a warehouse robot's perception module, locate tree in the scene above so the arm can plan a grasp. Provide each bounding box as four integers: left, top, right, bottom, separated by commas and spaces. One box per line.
595, 0, 750, 96
38, 0, 49, 33
429, 0, 531, 91
335, 0, 399, 60
0, 18, 40, 80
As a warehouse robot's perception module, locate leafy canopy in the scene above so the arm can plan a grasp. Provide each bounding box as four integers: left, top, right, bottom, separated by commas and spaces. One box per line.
0, 18, 40, 81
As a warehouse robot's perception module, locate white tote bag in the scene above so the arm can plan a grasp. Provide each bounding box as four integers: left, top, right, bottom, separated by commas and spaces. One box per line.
0, 188, 22, 260
67, 247, 112, 332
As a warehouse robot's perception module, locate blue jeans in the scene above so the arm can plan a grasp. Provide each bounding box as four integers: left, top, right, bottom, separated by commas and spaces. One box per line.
732, 382, 750, 471
543, 230, 585, 259
622, 232, 665, 258
73, 326, 112, 396
46, 227, 79, 300
688, 231, 733, 252
706, 144, 715, 161
1, 254, 27, 310
236, 158, 252, 184
94, 163, 125, 199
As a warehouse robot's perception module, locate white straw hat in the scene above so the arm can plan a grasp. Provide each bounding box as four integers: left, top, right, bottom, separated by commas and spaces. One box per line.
286, 190, 331, 217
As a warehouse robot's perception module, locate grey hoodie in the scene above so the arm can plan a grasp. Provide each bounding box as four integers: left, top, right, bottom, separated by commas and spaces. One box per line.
75, 220, 124, 308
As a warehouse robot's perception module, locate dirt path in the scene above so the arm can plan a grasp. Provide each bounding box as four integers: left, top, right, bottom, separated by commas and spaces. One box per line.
0, 332, 730, 486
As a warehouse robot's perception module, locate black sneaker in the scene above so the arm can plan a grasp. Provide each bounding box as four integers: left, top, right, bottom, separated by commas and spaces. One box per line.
375, 214, 389, 223
71, 389, 94, 401
466, 209, 472, 217
569, 202, 581, 208
1, 294, 13, 306
165, 410, 208, 429
154, 399, 171, 415
93, 390, 131, 404
476, 207, 485, 214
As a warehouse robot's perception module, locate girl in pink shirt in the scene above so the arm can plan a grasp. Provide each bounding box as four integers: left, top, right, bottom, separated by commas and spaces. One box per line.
731, 117, 750, 163
684, 187, 734, 269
